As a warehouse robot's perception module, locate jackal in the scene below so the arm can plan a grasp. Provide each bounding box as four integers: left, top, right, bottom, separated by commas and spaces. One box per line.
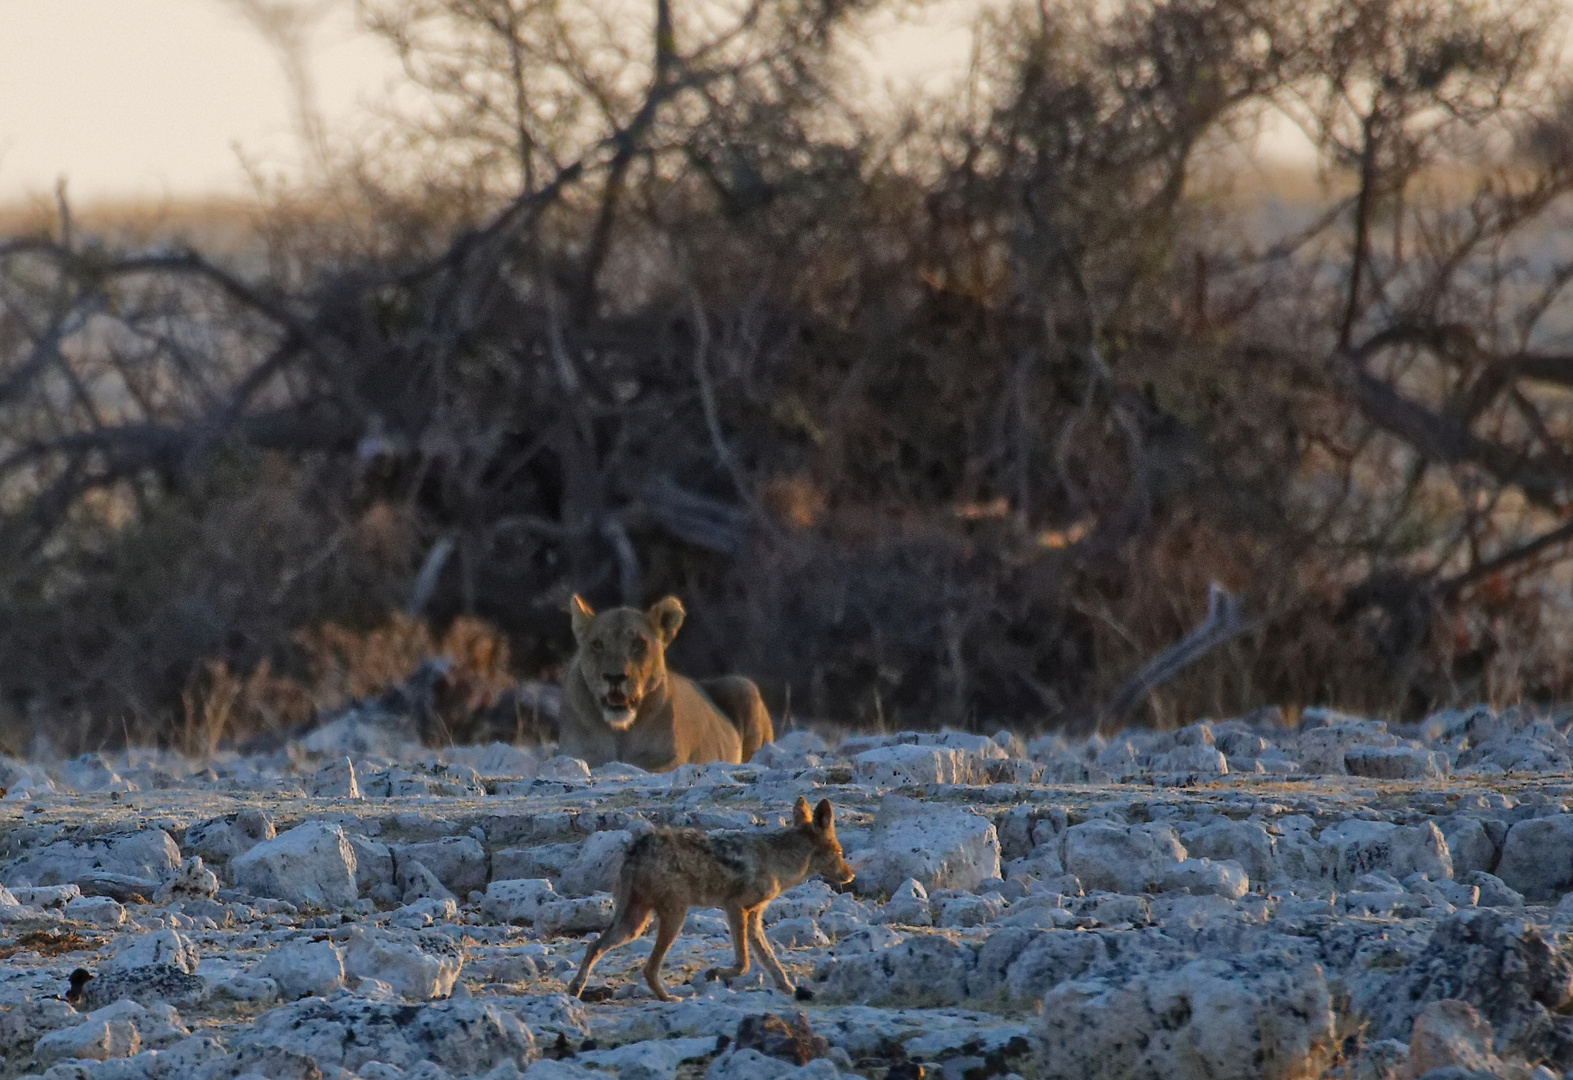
567, 795, 855, 1001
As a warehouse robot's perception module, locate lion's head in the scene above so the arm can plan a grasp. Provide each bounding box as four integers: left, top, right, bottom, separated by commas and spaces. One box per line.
569, 594, 685, 730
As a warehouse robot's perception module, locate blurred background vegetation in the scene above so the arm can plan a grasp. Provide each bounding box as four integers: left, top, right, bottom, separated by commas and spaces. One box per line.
3, 0, 1573, 752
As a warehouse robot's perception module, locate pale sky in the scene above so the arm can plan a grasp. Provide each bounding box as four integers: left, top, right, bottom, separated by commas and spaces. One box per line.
0, 0, 985, 204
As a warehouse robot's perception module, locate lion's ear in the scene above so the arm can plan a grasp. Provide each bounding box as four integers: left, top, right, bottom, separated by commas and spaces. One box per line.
813, 799, 834, 832
792, 795, 812, 826
647, 595, 685, 645
569, 594, 596, 642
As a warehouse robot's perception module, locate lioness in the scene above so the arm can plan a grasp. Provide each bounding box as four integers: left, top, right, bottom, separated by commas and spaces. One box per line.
560, 594, 772, 771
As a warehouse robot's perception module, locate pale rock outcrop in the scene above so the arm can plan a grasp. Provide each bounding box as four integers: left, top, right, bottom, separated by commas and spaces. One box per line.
340, 925, 464, 1000
64, 894, 125, 926
1363, 911, 1573, 1071
1, 829, 180, 888
482, 878, 560, 924
1035, 954, 1338, 1080
32, 1016, 140, 1065
156, 856, 219, 902
1403, 1000, 1508, 1079
250, 937, 346, 1000
399, 858, 458, 904
536, 895, 615, 937
1178, 819, 1277, 884
1319, 819, 1453, 887
230, 821, 359, 909
310, 756, 361, 798
1495, 814, 1573, 900
851, 797, 1001, 895
1062, 820, 1186, 894
1344, 745, 1449, 780
182, 809, 275, 865
392, 836, 488, 897
102, 927, 200, 974
228, 996, 535, 1076
557, 830, 632, 897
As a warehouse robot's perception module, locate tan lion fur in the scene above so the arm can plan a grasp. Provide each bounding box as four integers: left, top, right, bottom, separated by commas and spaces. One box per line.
558, 594, 772, 771
567, 796, 855, 1001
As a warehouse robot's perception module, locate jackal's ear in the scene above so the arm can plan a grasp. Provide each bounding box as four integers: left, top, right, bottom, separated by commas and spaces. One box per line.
569, 594, 595, 641
813, 799, 834, 832
792, 795, 812, 826
647, 595, 685, 645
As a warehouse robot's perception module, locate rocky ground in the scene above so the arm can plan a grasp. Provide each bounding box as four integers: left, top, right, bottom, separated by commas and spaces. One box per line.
2, 703, 1573, 1078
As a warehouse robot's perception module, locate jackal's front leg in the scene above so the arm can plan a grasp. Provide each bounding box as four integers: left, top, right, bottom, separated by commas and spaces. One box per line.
705, 905, 751, 984
747, 906, 793, 993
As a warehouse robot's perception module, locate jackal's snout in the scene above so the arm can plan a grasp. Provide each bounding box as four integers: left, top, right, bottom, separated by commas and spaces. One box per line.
815, 844, 855, 886
796, 795, 855, 886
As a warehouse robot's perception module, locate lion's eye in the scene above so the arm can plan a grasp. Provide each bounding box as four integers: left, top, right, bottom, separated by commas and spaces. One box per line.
588, 640, 602, 653
630, 637, 647, 658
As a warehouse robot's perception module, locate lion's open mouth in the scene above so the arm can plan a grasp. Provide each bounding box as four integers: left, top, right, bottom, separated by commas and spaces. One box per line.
601, 690, 639, 729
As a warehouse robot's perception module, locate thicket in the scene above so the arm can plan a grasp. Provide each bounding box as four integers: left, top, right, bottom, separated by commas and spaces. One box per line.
3, 0, 1573, 751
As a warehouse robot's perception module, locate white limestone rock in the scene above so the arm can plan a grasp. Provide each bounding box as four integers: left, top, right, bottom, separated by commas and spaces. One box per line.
1344, 745, 1449, 780
1294, 719, 1397, 775
538, 756, 593, 783
809, 935, 975, 1006
1179, 820, 1277, 884
156, 856, 219, 902
705, 1050, 841, 1079
481, 878, 560, 925
852, 797, 1001, 895
1, 828, 181, 889
11, 884, 80, 908
1439, 817, 1502, 878
64, 895, 126, 926
341, 925, 464, 1000
1036, 954, 1337, 1080
183, 809, 276, 865
1159, 857, 1250, 898
557, 830, 632, 897
310, 756, 361, 798
102, 927, 199, 974
230, 821, 359, 909
1463, 871, 1523, 908
1318, 819, 1453, 887
1149, 744, 1228, 776
392, 837, 488, 897
1496, 814, 1573, 900
349, 834, 395, 896
471, 742, 542, 779
229, 996, 535, 1075
1062, 821, 1186, 895
296, 707, 422, 758
878, 879, 933, 926
399, 858, 458, 904
32, 1017, 140, 1065
769, 916, 831, 948
250, 938, 346, 1000
854, 744, 975, 787
536, 895, 615, 937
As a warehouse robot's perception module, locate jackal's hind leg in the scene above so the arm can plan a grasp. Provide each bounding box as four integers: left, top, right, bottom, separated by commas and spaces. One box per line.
747, 905, 793, 993
567, 902, 651, 998
643, 903, 685, 1002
